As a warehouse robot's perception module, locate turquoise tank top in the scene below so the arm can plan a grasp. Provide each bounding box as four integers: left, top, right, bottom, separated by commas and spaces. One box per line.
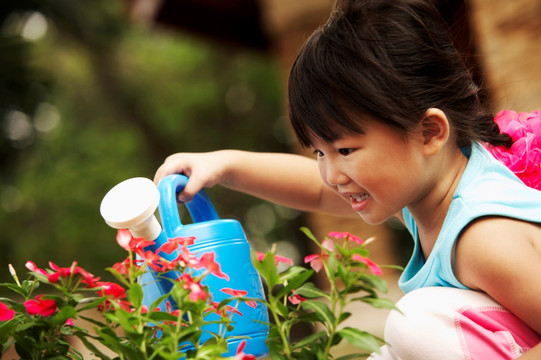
399, 142, 541, 293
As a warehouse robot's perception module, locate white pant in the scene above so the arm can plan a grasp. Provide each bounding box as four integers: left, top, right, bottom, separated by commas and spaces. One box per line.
369, 287, 540, 360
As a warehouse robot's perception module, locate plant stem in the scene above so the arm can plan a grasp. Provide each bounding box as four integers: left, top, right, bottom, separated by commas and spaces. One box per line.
268, 297, 293, 359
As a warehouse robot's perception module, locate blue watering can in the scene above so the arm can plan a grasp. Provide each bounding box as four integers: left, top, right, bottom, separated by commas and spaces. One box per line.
100, 175, 269, 357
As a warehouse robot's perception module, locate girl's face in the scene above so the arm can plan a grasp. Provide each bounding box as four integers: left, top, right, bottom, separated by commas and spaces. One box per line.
312, 119, 433, 224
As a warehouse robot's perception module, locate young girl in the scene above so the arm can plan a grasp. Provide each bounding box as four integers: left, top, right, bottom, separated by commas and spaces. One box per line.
154, 0, 541, 358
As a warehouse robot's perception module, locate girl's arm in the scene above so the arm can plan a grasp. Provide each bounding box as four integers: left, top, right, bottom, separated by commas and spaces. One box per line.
518, 345, 541, 359
154, 150, 356, 217
455, 217, 541, 355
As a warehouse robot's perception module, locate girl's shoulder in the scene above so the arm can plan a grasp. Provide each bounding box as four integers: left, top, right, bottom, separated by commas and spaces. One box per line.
455, 142, 541, 223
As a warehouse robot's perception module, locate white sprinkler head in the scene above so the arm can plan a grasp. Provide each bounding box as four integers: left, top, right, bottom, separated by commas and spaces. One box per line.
100, 177, 162, 240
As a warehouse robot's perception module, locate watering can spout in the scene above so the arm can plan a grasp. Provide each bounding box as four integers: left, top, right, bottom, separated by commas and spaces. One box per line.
100, 177, 162, 241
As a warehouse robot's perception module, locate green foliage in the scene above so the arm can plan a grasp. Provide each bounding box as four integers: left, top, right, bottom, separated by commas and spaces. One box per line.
0, 2, 300, 283
253, 229, 396, 359
0, 228, 395, 359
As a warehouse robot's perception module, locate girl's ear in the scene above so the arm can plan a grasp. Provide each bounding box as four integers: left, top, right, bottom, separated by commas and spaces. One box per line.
420, 108, 450, 156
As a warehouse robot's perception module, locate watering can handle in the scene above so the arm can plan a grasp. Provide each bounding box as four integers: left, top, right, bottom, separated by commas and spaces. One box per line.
157, 174, 220, 237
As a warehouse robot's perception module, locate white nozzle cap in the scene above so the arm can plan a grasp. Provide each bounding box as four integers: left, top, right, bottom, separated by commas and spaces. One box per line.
100, 177, 162, 240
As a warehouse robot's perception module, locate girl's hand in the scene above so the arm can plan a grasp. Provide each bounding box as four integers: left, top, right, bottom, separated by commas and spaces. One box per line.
154, 151, 231, 202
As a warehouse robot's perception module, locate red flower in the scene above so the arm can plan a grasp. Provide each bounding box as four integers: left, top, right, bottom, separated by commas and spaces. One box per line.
234, 340, 256, 360
304, 239, 335, 272
96, 281, 126, 299
0, 302, 15, 321
327, 231, 364, 245
24, 295, 57, 317
194, 252, 230, 280
221, 288, 257, 308
80, 269, 101, 288
47, 261, 81, 282
157, 236, 196, 255
352, 254, 382, 275
112, 256, 138, 275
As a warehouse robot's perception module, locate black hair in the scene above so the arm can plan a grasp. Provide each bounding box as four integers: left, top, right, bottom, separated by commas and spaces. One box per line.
287, 0, 512, 148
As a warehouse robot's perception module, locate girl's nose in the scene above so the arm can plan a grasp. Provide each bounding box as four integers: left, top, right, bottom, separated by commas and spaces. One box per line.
322, 161, 349, 187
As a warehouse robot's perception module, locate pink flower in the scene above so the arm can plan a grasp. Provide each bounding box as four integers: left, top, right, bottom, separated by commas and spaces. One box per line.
0, 302, 15, 321
179, 274, 208, 302
65, 318, 75, 326
175, 246, 199, 268
25, 261, 48, 277
486, 110, 541, 190
288, 292, 306, 305
136, 250, 165, 272
116, 229, 156, 252
221, 288, 247, 297
205, 301, 243, 318
275, 255, 293, 266
254, 251, 293, 266
352, 254, 382, 275
304, 239, 335, 272
194, 252, 230, 280
116, 229, 132, 251
221, 288, 257, 308
234, 340, 256, 360
24, 295, 58, 317
327, 232, 364, 245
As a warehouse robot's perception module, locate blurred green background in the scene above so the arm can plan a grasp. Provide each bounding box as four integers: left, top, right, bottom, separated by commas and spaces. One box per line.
0, 0, 306, 283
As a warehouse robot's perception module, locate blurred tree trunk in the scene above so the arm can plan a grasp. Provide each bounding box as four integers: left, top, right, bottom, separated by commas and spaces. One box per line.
469, 0, 541, 112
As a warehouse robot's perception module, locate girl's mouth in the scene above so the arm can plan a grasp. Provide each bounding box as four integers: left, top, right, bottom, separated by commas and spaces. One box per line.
350, 193, 370, 212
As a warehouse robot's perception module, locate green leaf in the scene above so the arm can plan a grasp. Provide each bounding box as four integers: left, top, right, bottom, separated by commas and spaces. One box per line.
106, 267, 131, 288
79, 315, 107, 328
294, 282, 330, 300
336, 354, 366, 360
258, 252, 279, 288
380, 264, 404, 271
150, 292, 171, 311
127, 283, 144, 308
79, 296, 108, 311
291, 330, 327, 349
356, 296, 398, 311
276, 269, 313, 299
337, 311, 352, 325
277, 265, 309, 283
300, 227, 319, 244
0, 283, 28, 298
53, 304, 78, 325
301, 300, 335, 327
273, 299, 289, 318
357, 274, 388, 293
337, 327, 383, 353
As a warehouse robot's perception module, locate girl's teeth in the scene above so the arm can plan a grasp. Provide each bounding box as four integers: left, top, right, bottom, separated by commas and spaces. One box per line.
351, 194, 368, 201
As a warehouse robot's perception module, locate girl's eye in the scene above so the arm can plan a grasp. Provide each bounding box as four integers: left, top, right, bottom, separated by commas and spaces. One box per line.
313, 149, 324, 158
338, 148, 354, 156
